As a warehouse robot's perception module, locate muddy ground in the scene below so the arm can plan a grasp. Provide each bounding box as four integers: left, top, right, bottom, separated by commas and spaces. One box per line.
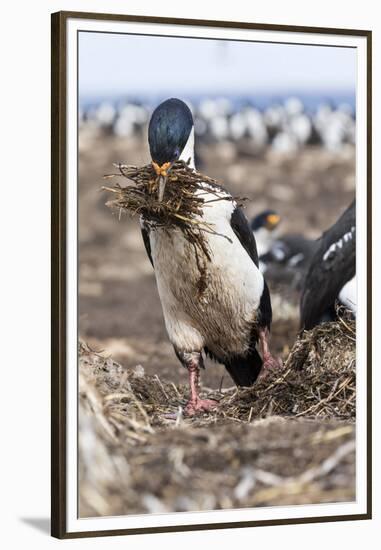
78, 127, 356, 517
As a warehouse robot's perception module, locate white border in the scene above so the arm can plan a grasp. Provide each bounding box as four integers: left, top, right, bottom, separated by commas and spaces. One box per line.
66, 17, 368, 534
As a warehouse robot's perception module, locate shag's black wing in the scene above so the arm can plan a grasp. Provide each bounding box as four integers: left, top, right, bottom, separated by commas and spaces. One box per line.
230, 205, 271, 327
203, 204, 270, 387
140, 221, 153, 267
300, 200, 356, 330
230, 206, 259, 267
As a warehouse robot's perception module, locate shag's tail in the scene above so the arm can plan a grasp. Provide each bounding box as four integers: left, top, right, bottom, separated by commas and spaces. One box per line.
224, 348, 263, 387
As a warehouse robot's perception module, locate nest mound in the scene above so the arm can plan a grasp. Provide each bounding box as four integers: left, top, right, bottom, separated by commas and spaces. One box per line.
223, 316, 356, 422
79, 316, 355, 435
78, 317, 356, 516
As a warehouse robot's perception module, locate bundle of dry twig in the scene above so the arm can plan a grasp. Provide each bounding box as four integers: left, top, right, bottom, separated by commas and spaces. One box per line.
103, 160, 239, 261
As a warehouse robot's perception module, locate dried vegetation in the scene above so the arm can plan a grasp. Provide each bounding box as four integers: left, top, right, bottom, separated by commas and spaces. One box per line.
79, 315, 356, 517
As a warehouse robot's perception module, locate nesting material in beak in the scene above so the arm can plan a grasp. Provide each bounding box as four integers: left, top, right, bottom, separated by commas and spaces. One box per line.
152, 161, 172, 202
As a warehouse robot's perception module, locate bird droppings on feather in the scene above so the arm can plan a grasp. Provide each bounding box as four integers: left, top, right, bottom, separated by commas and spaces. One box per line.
79, 315, 355, 517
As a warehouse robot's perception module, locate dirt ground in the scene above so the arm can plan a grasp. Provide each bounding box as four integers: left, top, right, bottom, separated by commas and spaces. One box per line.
78, 128, 356, 517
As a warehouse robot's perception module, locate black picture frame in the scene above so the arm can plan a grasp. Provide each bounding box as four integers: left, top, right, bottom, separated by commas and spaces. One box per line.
51, 10, 372, 539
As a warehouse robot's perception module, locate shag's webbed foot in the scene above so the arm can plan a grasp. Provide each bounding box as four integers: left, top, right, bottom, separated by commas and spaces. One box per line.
259, 354, 283, 379
175, 350, 218, 417
184, 397, 218, 417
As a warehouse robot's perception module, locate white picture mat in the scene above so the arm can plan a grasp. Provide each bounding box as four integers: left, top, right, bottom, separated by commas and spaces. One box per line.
65, 16, 368, 534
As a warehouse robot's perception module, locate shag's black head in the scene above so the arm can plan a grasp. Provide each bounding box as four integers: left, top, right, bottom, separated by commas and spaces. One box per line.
251, 210, 281, 231
148, 98, 193, 166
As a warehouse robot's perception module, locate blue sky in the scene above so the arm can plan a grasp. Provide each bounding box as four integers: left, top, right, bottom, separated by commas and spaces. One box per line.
79, 31, 356, 98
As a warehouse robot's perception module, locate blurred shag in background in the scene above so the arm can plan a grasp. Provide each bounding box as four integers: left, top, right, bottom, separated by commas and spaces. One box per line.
300, 200, 356, 329
252, 209, 319, 289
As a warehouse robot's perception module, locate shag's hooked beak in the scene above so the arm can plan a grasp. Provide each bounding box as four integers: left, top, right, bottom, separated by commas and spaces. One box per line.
157, 175, 167, 202
152, 161, 172, 202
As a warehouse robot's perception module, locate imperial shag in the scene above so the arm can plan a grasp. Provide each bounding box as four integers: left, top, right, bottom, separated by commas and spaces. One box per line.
251, 210, 318, 290
251, 210, 281, 259
141, 98, 278, 415
252, 210, 318, 286
300, 200, 356, 330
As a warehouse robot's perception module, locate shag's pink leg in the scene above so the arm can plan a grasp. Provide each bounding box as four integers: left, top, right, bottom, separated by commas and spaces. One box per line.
182, 352, 218, 416
258, 328, 282, 378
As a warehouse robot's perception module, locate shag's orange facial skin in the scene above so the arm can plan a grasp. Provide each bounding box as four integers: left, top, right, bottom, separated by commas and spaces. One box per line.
266, 213, 281, 230
152, 161, 172, 177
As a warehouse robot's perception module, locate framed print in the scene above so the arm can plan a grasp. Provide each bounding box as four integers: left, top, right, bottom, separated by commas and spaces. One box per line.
51, 11, 372, 539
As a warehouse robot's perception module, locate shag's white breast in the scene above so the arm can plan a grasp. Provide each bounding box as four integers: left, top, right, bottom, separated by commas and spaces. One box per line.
148, 184, 264, 357
338, 275, 357, 315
